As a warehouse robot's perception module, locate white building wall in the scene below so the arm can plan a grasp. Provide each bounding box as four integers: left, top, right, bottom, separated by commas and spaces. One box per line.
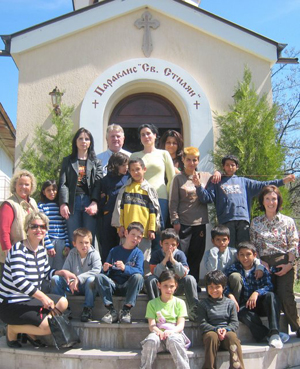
0, 145, 13, 201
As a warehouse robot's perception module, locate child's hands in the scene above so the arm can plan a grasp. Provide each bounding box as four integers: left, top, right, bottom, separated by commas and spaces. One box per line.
118, 226, 125, 238
246, 292, 259, 310
103, 262, 112, 272
192, 171, 201, 187
47, 248, 56, 257
210, 171, 222, 184
283, 174, 295, 184
217, 328, 226, 341
148, 230, 155, 240
228, 294, 240, 312
162, 330, 173, 340
69, 277, 79, 294
114, 260, 125, 271
156, 329, 165, 340
63, 247, 70, 257
254, 269, 263, 280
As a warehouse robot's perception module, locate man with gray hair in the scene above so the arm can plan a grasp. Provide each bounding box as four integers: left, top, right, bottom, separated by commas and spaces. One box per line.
97, 124, 131, 176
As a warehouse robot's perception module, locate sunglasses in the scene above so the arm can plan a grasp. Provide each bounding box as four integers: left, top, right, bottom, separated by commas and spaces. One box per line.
28, 224, 47, 230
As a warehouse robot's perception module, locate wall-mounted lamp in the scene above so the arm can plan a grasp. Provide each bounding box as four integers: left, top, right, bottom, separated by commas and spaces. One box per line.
49, 86, 64, 115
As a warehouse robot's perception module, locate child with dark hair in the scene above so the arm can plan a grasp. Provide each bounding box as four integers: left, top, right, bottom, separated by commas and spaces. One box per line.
141, 270, 190, 369
145, 228, 199, 321
225, 242, 289, 349
98, 152, 130, 262
198, 270, 245, 369
196, 154, 295, 248
204, 225, 263, 277
112, 158, 160, 273
38, 180, 70, 269
95, 222, 144, 324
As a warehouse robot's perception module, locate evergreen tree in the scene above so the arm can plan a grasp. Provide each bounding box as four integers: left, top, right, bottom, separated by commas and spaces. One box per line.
20, 104, 74, 200
212, 66, 289, 218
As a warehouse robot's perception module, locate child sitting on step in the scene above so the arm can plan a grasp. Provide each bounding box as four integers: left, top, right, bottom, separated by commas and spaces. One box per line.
144, 228, 199, 321
51, 227, 102, 322
198, 270, 245, 369
140, 270, 190, 369
95, 222, 144, 324
225, 242, 290, 349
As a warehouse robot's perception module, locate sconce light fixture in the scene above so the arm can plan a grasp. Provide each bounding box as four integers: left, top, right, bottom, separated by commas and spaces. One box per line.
49, 86, 64, 115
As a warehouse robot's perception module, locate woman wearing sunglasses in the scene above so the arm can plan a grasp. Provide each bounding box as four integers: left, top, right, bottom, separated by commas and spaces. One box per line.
0, 211, 76, 348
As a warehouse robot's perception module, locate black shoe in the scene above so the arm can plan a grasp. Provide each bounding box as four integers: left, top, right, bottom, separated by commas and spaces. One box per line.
119, 309, 132, 324
101, 309, 118, 324
6, 330, 22, 348
296, 328, 300, 338
22, 334, 45, 348
81, 307, 93, 322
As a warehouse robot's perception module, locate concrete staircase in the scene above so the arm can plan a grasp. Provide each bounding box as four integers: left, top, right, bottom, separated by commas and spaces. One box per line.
1, 293, 300, 369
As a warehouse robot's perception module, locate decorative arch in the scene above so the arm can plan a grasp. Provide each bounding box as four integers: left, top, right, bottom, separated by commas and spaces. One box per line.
80, 58, 213, 170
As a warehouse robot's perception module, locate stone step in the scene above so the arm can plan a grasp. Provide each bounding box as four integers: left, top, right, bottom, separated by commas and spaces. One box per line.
68, 292, 300, 321
41, 313, 289, 350
1, 335, 300, 369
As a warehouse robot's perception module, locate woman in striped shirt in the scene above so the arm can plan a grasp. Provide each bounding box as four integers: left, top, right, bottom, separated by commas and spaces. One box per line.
0, 211, 76, 348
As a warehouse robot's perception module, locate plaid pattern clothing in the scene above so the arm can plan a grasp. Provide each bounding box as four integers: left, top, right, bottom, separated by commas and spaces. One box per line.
224, 262, 273, 303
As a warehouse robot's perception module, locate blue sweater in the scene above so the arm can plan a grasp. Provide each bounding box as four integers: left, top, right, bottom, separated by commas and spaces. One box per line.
38, 201, 70, 249
196, 175, 284, 224
103, 245, 144, 285
99, 172, 130, 215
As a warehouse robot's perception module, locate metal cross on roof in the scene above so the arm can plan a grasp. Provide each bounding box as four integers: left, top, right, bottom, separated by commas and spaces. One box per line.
134, 11, 160, 58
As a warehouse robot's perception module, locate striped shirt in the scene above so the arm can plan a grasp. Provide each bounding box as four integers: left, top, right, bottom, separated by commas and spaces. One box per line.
38, 202, 70, 249
0, 241, 55, 304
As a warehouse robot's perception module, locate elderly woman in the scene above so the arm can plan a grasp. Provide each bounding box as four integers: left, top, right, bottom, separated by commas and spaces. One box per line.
0, 170, 39, 268
250, 185, 300, 337
59, 127, 102, 245
0, 211, 75, 348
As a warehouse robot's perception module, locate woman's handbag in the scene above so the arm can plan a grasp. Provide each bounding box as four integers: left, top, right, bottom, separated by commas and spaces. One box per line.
48, 307, 80, 350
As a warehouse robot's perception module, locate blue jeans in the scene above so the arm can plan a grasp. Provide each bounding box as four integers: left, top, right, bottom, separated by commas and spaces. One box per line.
66, 194, 97, 245
238, 292, 281, 342
51, 275, 97, 308
94, 273, 144, 307
151, 198, 169, 252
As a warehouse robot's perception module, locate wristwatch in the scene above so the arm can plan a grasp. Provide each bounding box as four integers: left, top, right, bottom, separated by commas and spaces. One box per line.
173, 219, 180, 225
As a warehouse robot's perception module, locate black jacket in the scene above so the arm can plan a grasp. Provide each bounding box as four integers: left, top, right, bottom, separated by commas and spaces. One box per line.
59, 155, 102, 214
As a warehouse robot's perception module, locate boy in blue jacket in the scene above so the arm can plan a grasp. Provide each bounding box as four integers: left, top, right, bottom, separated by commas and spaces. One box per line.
225, 242, 289, 349
95, 222, 144, 324
196, 154, 295, 247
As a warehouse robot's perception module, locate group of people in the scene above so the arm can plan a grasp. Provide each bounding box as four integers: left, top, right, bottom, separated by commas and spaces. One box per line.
0, 122, 299, 369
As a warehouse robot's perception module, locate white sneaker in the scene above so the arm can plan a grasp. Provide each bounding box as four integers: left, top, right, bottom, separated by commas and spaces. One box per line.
269, 334, 283, 349
279, 332, 290, 344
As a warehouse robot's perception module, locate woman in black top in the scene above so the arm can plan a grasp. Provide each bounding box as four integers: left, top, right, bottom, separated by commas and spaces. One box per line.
59, 128, 102, 246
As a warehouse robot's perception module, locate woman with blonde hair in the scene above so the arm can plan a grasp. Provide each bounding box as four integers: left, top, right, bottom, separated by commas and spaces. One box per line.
0, 170, 38, 271
0, 211, 75, 348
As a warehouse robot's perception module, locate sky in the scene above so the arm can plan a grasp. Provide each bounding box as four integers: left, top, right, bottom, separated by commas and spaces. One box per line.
0, 0, 299, 126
